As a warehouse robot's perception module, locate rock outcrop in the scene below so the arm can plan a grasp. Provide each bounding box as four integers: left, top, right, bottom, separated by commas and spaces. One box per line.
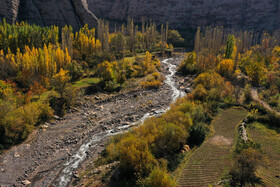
0, 0, 20, 23
1, 0, 280, 32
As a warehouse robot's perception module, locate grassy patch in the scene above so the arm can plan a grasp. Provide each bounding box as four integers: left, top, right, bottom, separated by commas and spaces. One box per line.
247, 122, 280, 186
73, 77, 100, 89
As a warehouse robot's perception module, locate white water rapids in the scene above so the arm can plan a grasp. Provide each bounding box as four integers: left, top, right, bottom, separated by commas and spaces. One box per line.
57, 58, 186, 186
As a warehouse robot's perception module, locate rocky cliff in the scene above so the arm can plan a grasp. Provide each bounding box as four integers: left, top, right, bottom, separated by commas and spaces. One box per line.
87, 0, 280, 32
0, 0, 97, 31
0, 0, 280, 32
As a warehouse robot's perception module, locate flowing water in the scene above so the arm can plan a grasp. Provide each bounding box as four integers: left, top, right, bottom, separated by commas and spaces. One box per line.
57, 58, 185, 186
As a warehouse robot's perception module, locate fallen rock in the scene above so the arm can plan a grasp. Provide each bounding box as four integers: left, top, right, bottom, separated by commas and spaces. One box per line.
14, 153, 20, 158
93, 169, 101, 174
40, 125, 48, 129
95, 96, 101, 100
185, 88, 192, 93
181, 145, 190, 153
21, 180, 31, 185
54, 115, 60, 120
179, 79, 185, 84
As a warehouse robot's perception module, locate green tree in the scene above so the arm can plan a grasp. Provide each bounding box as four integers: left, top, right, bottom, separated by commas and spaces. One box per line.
225, 34, 236, 59
167, 30, 185, 47
229, 148, 263, 187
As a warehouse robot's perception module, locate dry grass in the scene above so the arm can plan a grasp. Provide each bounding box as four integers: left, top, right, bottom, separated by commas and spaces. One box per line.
177, 108, 248, 187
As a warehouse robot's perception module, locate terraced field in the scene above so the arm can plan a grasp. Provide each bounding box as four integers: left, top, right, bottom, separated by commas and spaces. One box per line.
247, 122, 280, 187
178, 108, 248, 187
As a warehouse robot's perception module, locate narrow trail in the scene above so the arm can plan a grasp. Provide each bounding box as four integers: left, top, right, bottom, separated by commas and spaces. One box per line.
251, 88, 280, 115
178, 108, 248, 187
0, 57, 189, 187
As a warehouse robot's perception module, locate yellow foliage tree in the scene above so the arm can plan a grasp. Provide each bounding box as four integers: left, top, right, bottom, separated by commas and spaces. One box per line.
117, 134, 156, 176
52, 68, 70, 98
219, 59, 234, 76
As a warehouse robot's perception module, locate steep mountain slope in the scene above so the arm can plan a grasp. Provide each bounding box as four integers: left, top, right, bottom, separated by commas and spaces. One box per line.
88, 0, 280, 31
0, 0, 97, 31
1, 0, 280, 33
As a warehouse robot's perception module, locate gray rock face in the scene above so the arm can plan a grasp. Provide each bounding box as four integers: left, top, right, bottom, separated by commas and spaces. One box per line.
0, 0, 97, 31
0, 0, 20, 23
0, 0, 280, 32
88, 0, 280, 32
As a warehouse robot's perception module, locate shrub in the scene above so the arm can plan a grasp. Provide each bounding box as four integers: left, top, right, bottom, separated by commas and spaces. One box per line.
162, 110, 193, 130
152, 123, 187, 157
141, 73, 164, 89
192, 104, 212, 124
117, 134, 156, 177
145, 167, 176, 187
194, 72, 225, 91
244, 84, 252, 103
105, 80, 120, 92
178, 52, 197, 75
229, 148, 263, 187
192, 84, 207, 101
219, 59, 234, 76
67, 60, 84, 82
188, 123, 209, 146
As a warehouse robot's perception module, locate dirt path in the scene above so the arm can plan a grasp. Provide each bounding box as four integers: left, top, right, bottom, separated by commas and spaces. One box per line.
0, 57, 192, 187
178, 108, 248, 187
251, 88, 280, 115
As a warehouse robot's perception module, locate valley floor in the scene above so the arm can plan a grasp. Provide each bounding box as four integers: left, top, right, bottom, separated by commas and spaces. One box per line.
0, 57, 191, 186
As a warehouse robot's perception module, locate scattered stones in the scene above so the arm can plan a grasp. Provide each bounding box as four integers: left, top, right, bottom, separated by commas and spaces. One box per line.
185, 88, 192, 93
93, 169, 101, 174
73, 172, 79, 179
14, 153, 20, 158
40, 125, 49, 129
95, 96, 101, 100
239, 122, 248, 141
54, 115, 60, 120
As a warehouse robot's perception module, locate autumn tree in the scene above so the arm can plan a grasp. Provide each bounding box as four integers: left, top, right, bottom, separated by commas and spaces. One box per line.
52, 68, 70, 98
117, 134, 156, 177
62, 25, 74, 57
218, 59, 234, 76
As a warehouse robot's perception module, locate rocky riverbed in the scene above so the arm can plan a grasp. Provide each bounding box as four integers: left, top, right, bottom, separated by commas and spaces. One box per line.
0, 57, 194, 187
